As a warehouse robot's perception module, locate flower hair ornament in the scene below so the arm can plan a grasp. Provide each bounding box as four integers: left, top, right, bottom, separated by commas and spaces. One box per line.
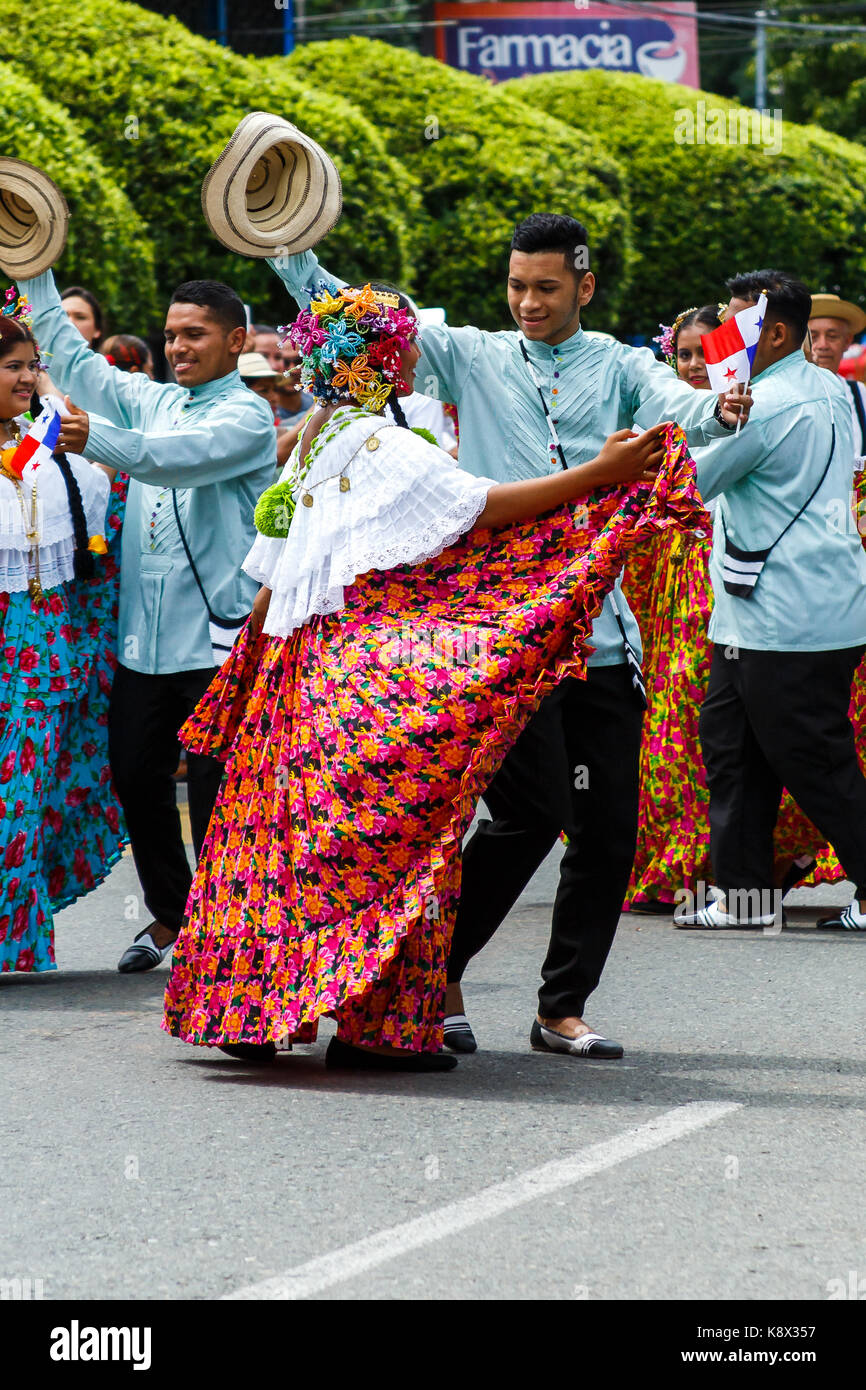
653, 305, 699, 371
1, 286, 44, 374
281, 280, 418, 410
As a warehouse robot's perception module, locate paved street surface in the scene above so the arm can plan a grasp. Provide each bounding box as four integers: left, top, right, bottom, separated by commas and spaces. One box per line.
2, 827, 863, 1303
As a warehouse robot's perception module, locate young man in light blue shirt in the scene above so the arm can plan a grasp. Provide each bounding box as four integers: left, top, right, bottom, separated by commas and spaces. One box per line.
676, 270, 866, 931
269, 212, 750, 1056
24, 271, 277, 971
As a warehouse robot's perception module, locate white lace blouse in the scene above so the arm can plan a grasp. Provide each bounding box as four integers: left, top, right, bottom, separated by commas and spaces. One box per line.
244, 408, 495, 639
0, 409, 110, 594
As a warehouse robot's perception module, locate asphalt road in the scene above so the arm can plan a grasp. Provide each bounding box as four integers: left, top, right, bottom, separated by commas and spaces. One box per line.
2, 830, 863, 1304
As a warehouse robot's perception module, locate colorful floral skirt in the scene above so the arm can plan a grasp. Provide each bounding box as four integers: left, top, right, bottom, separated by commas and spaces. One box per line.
163, 426, 704, 1051
627, 520, 864, 908
1, 477, 128, 972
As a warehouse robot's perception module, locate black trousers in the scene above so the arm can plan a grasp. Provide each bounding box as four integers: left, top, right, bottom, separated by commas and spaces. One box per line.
700, 644, 866, 899
108, 663, 223, 931
447, 664, 643, 1018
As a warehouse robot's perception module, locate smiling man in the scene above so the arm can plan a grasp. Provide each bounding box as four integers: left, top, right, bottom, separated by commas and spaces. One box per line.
21, 269, 276, 973
267, 211, 750, 1060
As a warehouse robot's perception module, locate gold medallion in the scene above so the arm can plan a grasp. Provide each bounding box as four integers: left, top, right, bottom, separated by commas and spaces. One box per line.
365, 436, 380, 452
302, 492, 314, 508
339, 476, 350, 492
28, 577, 43, 601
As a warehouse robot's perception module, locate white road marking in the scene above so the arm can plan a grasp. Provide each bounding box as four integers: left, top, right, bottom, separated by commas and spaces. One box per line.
224, 1100, 741, 1300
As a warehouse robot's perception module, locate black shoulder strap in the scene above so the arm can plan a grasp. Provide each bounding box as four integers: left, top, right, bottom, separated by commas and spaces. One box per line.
767, 422, 835, 557
171, 488, 214, 621
848, 379, 866, 457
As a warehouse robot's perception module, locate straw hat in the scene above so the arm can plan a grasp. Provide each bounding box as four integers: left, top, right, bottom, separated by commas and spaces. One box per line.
201, 112, 342, 259
238, 351, 280, 380
809, 294, 866, 336
0, 158, 68, 279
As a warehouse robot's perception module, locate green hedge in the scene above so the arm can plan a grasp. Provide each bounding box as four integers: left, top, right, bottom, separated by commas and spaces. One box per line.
507, 70, 866, 337
281, 38, 633, 331
0, 62, 157, 331
0, 0, 420, 329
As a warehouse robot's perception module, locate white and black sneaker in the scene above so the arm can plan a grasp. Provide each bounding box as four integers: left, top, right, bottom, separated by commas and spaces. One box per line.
816, 902, 866, 931
675, 899, 782, 929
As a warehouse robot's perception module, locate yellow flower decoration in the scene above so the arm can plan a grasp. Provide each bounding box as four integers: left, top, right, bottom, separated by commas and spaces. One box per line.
340, 284, 380, 320
355, 379, 392, 412
309, 288, 346, 317
88, 534, 108, 555
331, 353, 376, 395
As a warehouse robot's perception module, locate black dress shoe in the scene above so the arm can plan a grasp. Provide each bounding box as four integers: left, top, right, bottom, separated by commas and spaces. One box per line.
443, 1013, 478, 1053
117, 927, 176, 973
325, 1037, 457, 1072
530, 1019, 624, 1059
217, 1042, 277, 1064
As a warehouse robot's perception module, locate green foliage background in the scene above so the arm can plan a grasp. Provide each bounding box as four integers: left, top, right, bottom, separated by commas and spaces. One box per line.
0, 61, 157, 326
1, 6, 865, 339
507, 70, 866, 336
280, 38, 633, 331
0, 0, 420, 329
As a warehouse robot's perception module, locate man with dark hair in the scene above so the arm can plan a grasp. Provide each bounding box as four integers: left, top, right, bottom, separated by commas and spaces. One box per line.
267, 215, 749, 1058
676, 269, 866, 931
22, 267, 276, 972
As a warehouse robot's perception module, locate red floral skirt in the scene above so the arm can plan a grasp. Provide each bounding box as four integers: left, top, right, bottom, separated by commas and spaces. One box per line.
163, 427, 704, 1051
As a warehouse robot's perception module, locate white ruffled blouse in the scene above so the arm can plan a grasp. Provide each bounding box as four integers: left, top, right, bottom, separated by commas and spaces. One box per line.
0, 409, 110, 594
244, 409, 495, 639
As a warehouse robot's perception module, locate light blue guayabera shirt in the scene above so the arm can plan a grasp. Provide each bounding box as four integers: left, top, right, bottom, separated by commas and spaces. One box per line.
24, 271, 277, 674
696, 351, 866, 652
270, 251, 734, 665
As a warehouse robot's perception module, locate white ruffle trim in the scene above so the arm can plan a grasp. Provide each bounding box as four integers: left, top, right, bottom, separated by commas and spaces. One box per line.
243, 413, 494, 639
0, 536, 89, 593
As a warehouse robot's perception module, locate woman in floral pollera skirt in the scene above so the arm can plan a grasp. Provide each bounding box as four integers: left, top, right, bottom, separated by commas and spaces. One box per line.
161, 281, 703, 1073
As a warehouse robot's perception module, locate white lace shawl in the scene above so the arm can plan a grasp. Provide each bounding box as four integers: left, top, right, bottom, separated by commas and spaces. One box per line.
244, 412, 495, 639
0, 410, 110, 593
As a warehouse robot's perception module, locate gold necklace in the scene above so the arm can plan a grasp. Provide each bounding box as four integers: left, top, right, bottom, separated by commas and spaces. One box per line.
6, 471, 42, 600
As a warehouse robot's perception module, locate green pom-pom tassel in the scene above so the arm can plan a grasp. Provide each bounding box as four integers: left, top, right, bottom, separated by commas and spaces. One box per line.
254, 480, 296, 538
410, 426, 439, 447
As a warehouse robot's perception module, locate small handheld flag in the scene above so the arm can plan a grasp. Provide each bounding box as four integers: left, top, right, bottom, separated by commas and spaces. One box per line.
3, 402, 62, 479
701, 293, 767, 394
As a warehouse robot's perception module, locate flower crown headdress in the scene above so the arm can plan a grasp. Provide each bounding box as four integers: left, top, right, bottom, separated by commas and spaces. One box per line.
2, 286, 35, 331
653, 305, 699, 370
282, 280, 418, 412
2, 286, 43, 370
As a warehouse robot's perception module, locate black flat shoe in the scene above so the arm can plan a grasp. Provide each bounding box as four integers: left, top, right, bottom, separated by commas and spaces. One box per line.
217, 1042, 277, 1064
627, 898, 675, 916
530, 1019, 624, 1059
443, 1013, 478, 1053
325, 1037, 457, 1072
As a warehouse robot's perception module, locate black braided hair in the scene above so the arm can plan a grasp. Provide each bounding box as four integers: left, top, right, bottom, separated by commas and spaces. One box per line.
387, 393, 411, 430
31, 389, 95, 581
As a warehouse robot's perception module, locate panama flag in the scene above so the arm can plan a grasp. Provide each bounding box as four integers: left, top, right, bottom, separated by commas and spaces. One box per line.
6, 401, 62, 478
701, 293, 768, 393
